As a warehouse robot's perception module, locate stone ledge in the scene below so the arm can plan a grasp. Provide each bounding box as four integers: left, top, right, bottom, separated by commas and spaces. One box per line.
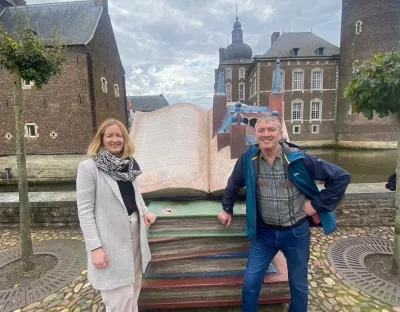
0, 183, 395, 227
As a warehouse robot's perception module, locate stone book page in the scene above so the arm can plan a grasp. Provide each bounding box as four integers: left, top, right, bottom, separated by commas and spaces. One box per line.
208, 109, 241, 195
130, 103, 210, 197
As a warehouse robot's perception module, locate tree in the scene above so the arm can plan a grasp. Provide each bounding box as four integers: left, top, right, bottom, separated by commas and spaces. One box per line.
345, 51, 400, 275
0, 23, 63, 271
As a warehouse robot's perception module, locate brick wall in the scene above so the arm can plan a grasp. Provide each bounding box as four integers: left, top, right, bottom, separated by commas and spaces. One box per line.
0, 52, 94, 155
0, 8, 127, 156
336, 0, 400, 142
85, 10, 127, 128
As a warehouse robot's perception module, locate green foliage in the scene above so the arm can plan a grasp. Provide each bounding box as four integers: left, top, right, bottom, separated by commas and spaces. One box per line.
0, 22, 64, 88
344, 52, 400, 119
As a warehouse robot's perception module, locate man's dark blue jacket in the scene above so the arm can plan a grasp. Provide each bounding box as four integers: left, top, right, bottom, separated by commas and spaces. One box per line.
222, 142, 351, 240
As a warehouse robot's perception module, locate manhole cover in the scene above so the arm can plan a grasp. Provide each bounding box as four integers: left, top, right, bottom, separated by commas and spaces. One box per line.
327, 237, 399, 306
0, 239, 86, 312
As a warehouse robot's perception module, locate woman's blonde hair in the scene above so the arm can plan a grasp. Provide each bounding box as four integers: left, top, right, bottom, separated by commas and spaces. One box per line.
87, 118, 135, 158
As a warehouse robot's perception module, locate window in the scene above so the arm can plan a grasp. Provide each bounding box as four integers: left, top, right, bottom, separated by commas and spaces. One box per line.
291, 48, 299, 56
292, 70, 304, 90
315, 47, 325, 55
292, 101, 303, 121
226, 83, 232, 101
101, 77, 108, 93
272, 70, 285, 91
355, 21, 362, 35
311, 124, 320, 134
293, 125, 301, 134
253, 76, 257, 94
225, 68, 232, 79
25, 123, 38, 138
311, 69, 323, 90
239, 67, 245, 79
239, 82, 245, 100
352, 60, 359, 74
22, 79, 34, 89
249, 80, 252, 96
311, 100, 321, 121
114, 84, 120, 98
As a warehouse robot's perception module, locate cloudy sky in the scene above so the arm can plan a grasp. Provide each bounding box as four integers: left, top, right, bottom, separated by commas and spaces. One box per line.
27, 0, 341, 108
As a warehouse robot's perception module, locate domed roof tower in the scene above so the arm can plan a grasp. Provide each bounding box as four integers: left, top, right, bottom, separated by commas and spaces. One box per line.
223, 10, 252, 61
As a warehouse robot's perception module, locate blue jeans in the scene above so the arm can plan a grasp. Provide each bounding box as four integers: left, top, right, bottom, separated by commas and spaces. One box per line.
242, 220, 310, 312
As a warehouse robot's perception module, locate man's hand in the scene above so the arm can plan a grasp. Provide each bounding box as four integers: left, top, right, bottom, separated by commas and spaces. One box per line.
91, 248, 108, 269
144, 213, 156, 226
218, 210, 232, 227
303, 199, 317, 216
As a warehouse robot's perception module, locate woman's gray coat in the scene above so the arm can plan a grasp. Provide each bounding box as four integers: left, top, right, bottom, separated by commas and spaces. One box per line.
76, 158, 151, 291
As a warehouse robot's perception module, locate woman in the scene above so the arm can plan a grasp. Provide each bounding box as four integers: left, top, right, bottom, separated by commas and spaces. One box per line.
76, 118, 156, 312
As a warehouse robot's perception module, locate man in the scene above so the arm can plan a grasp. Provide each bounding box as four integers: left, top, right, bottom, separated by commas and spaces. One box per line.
218, 115, 350, 312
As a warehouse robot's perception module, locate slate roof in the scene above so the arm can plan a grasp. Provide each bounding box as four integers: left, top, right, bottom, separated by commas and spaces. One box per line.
0, 1, 102, 45
256, 32, 340, 58
128, 95, 169, 112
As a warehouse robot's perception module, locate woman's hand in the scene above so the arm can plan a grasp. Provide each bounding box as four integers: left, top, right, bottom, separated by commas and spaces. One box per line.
91, 247, 108, 269
144, 213, 156, 226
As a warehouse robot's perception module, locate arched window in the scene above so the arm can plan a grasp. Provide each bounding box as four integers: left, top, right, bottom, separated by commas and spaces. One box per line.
355, 21, 362, 35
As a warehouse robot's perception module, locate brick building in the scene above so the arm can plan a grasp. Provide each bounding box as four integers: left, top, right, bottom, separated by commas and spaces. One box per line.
0, 0, 127, 156
215, 0, 400, 146
337, 0, 400, 143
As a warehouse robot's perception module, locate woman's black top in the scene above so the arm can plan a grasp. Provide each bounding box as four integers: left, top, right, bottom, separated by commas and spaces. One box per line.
117, 164, 138, 216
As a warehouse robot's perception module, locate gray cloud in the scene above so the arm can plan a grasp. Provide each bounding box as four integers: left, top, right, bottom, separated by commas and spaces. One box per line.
27, 0, 341, 108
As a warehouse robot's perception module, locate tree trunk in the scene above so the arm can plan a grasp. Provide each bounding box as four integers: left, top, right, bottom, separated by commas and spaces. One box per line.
392, 124, 400, 275
12, 67, 34, 272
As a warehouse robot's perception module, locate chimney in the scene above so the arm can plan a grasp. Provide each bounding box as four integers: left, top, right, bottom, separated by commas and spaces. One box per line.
219, 47, 225, 64
271, 32, 280, 46
13, 0, 26, 5
94, 0, 108, 13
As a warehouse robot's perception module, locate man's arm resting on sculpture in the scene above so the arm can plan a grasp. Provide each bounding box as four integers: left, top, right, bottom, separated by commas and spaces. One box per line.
219, 156, 246, 227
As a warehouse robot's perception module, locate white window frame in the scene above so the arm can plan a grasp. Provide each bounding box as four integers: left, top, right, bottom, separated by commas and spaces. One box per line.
355, 21, 362, 35
272, 70, 285, 91
226, 82, 232, 101
114, 84, 120, 98
101, 77, 108, 93
225, 68, 232, 80
310, 99, 322, 121
291, 99, 303, 122
25, 123, 39, 138
292, 69, 304, 91
239, 67, 245, 79
293, 125, 301, 134
311, 68, 323, 90
311, 124, 320, 134
253, 76, 257, 95
238, 82, 245, 100
22, 79, 34, 89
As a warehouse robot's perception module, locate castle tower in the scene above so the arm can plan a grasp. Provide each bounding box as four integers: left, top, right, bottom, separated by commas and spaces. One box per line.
337, 0, 400, 144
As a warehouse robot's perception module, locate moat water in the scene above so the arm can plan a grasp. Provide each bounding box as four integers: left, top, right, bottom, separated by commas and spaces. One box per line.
0, 148, 397, 192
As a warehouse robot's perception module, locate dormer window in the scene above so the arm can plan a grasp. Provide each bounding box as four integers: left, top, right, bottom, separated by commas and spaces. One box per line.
291, 48, 300, 56
315, 47, 325, 55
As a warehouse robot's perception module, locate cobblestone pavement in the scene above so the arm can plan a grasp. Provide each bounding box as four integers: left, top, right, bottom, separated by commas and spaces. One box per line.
0, 226, 398, 312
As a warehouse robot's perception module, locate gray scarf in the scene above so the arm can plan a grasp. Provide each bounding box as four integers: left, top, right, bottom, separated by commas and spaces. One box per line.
93, 148, 142, 181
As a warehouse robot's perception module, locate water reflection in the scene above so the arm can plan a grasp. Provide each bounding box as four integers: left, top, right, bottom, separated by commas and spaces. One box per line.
0, 149, 396, 192
308, 148, 396, 184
